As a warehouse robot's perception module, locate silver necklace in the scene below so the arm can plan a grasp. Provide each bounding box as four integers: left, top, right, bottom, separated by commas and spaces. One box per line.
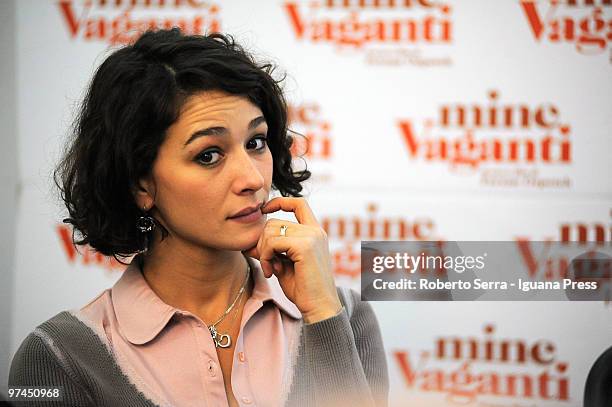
207, 263, 250, 349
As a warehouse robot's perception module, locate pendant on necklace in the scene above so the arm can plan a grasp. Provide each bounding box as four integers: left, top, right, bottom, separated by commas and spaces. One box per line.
209, 325, 231, 348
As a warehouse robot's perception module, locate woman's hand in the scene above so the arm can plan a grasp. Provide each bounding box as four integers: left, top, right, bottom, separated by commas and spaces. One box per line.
242, 197, 343, 324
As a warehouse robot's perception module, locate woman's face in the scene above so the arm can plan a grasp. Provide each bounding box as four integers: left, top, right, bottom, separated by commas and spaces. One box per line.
140, 90, 273, 252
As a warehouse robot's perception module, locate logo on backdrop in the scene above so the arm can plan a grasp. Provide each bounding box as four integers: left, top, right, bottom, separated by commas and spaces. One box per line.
57, 224, 125, 271
394, 324, 570, 404
283, 0, 453, 66
397, 90, 573, 189
514, 211, 611, 285
321, 202, 440, 278
287, 102, 334, 183
58, 0, 220, 45
517, 210, 612, 244
519, 0, 612, 63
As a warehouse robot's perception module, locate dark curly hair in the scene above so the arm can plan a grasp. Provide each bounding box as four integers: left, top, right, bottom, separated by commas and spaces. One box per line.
54, 28, 310, 261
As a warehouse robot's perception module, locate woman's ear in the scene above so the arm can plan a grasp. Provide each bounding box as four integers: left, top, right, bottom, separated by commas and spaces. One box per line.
134, 176, 156, 211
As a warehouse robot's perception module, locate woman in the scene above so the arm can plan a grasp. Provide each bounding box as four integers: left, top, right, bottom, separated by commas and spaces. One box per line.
9, 28, 388, 407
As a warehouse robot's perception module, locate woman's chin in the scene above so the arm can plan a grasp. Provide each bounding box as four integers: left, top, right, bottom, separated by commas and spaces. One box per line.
232, 230, 264, 253
220, 216, 265, 251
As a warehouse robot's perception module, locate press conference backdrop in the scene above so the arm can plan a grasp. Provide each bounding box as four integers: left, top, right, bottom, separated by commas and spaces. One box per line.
4, 1, 612, 406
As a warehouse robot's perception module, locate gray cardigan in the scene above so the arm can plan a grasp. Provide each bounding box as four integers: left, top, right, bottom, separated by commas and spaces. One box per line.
9, 286, 389, 407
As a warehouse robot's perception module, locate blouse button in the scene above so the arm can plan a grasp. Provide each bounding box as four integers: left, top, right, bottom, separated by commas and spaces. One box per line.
238, 352, 245, 362
241, 396, 252, 404
207, 360, 217, 377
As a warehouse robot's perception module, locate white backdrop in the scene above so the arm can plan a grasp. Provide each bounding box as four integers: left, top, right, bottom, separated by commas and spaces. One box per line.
7, 1, 612, 406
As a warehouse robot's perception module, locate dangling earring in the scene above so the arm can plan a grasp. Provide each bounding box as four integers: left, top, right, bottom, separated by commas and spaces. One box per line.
136, 205, 156, 233
136, 205, 155, 253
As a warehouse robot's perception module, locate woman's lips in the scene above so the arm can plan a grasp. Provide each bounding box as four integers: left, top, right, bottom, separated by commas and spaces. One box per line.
228, 208, 263, 223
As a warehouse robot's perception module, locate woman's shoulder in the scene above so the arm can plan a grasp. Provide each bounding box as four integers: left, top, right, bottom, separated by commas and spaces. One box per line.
13, 310, 80, 350
11, 289, 116, 371
15, 308, 109, 356
9, 310, 161, 406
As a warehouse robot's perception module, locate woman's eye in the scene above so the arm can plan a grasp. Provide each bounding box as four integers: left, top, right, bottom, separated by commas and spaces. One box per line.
196, 136, 266, 167
247, 135, 268, 151
196, 150, 222, 166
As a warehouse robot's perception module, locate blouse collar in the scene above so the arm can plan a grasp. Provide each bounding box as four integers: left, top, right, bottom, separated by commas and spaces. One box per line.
111, 254, 302, 345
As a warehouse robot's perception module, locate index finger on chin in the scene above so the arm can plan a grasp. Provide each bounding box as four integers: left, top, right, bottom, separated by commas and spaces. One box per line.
242, 245, 259, 259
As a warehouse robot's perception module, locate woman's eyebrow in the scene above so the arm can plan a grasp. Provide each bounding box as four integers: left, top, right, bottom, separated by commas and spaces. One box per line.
183, 115, 267, 147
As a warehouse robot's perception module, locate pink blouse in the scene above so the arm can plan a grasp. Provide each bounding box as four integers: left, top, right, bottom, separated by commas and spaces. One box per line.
73, 255, 304, 407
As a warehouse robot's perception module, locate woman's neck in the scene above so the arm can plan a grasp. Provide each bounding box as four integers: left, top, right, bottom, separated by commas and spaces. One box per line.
138, 236, 252, 325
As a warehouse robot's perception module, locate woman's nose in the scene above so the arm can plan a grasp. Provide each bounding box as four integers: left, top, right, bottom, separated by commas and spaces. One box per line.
230, 150, 265, 194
